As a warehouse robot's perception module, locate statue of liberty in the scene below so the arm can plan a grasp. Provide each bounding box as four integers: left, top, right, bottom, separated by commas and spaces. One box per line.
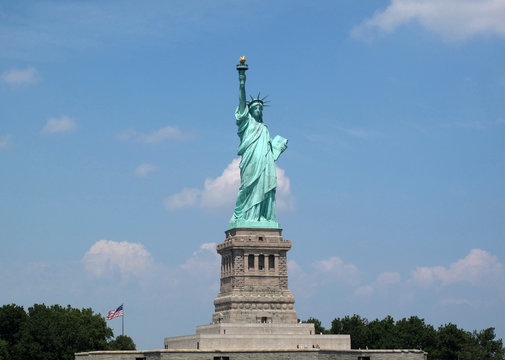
228, 57, 288, 230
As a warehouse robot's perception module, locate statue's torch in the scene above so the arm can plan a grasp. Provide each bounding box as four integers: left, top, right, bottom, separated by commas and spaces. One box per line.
236, 56, 248, 72
237, 56, 248, 85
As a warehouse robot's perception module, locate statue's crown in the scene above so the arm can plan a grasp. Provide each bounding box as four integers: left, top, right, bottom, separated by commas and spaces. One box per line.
248, 93, 270, 108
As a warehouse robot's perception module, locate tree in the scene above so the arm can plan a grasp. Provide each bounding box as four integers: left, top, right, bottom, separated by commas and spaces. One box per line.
330, 315, 370, 349
325, 314, 504, 359
15, 304, 113, 360
0, 339, 9, 360
107, 335, 136, 350
368, 315, 399, 349
475, 328, 505, 360
303, 317, 328, 334
429, 323, 469, 360
395, 316, 437, 354
0, 304, 27, 350
457, 328, 505, 360
0, 304, 27, 360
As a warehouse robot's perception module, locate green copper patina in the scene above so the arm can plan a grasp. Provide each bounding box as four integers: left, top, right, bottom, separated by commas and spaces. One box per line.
228, 58, 288, 230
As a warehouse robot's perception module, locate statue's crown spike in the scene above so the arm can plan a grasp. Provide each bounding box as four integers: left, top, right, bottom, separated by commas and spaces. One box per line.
248, 93, 270, 108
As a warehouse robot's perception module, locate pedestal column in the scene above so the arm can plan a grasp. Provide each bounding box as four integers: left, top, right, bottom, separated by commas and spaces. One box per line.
212, 228, 297, 324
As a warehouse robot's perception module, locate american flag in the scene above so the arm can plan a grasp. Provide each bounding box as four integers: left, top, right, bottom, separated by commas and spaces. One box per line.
106, 304, 124, 320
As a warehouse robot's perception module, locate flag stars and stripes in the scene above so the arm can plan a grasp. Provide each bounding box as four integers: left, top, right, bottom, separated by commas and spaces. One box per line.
106, 304, 124, 320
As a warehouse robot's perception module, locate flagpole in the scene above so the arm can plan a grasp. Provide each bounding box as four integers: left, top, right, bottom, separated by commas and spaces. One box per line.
122, 303, 124, 336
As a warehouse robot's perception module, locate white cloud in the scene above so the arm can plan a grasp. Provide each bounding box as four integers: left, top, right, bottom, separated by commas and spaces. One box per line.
353, 285, 374, 297
345, 249, 504, 303
165, 158, 294, 212
439, 120, 488, 130
200, 158, 241, 208
288, 260, 303, 277
176, 242, 221, 296
180, 242, 220, 275
411, 248, 504, 286
439, 297, 473, 306
164, 188, 201, 210
0, 134, 12, 149
81, 240, 220, 291
287, 260, 320, 299
275, 166, 295, 211
342, 128, 381, 139
42, 115, 77, 134
82, 240, 154, 279
349, 272, 402, 300
352, 0, 505, 41
313, 256, 360, 285
376, 271, 401, 285
1, 66, 39, 85
118, 126, 193, 143
292, 249, 504, 311
134, 163, 157, 177
452, 120, 486, 130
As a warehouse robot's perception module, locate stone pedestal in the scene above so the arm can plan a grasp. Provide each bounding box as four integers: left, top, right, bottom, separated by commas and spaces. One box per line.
164, 323, 351, 351
212, 228, 297, 324
164, 227, 351, 351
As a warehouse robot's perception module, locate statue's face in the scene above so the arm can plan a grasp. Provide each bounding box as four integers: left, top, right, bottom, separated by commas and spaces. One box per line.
251, 104, 263, 122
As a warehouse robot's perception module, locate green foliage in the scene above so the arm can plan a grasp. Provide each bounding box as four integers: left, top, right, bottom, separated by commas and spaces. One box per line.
330, 314, 370, 349
431, 323, 470, 360
303, 317, 329, 334
316, 314, 505, 359
0, 304, 27, 350
107, 335, 136, 350
368, 315, 399, 349
0, 339, 9, 360
0, 303, 115, 360
435, 326, 505, 360
473, 328, 505, 360
395, 316, 437, 353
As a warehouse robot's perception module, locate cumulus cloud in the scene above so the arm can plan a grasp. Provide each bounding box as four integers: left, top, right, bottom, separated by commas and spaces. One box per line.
353, 285, 374, 297
342, 128, 382, 139
82, 240, 154, 279
134, 163, 157, 177
42, 116, 77, 134
0, 134, 12, 149
1, 66, 40, 85
347, 249, 504, 302
275, 166, 295, 211
352, 0, 505, 41
180, 242, 220, 275
287, 260, 322, 299
350, 271, 402, 299
376, 271, 401, 285
118, 126, 193, 143
287, 260, 303, 277
439, 297, 473, 306
81, 240, 221, 290
165, 158, 294, 212
164, 188, 201, 210
412, 249, 504, 286
200, 158, 241, 208
291, 249, 504, 310
313, 256, 360, 285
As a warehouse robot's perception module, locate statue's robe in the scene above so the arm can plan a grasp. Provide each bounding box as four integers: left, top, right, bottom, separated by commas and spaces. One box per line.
229, 105, 277, 227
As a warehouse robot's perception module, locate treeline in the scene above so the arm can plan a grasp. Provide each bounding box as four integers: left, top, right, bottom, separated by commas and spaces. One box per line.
0, 304, 135, 360
304, 315, 504, 360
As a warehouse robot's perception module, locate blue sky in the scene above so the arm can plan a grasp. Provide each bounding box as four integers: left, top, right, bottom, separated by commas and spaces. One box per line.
1, 0, 504, 350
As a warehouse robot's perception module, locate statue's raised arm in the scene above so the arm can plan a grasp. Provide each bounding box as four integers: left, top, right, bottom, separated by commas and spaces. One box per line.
237, 56, 247, 114
229, 57, 288, 230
